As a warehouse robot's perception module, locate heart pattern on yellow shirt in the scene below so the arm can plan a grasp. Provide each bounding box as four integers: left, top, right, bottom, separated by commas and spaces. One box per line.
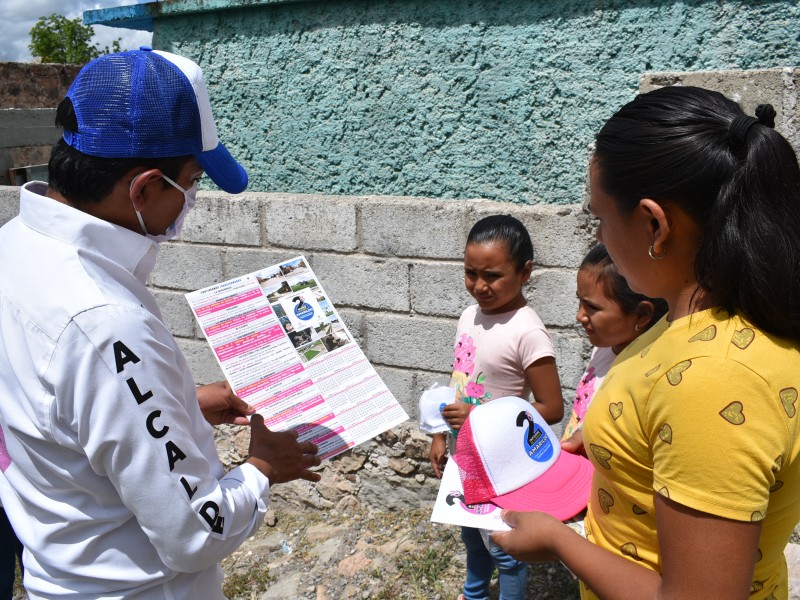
688, 325, 716, 342
658, 424, 673, 444
598, 488, 614, 514
719, 401, 745, 425
632, 505, 647, 515
644, 364, 660, 377
750, 510, 764, 522
620, 543, 640, 560
731, 327, 755, 349
769, 480, 784, 493
609, 402, 623, 420
773, 455, 783, 472
751, 581, 764, 593
666, 360, 691, 385
779, 387, 797, 418
590, 444, 613, 470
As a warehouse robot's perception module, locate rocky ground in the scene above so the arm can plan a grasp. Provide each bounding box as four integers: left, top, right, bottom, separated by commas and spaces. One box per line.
12, 507, 800, 600
221, 506, 580, 600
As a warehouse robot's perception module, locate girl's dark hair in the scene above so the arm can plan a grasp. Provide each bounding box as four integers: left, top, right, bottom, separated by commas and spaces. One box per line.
466, 215, 534, 271
595, 86, 800, 340
581, 244, 668, 331
49, 97, 191, 205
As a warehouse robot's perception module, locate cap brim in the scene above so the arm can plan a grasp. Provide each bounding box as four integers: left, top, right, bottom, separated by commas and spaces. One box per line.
490, 450, 593, 521
196, 142, 248, 194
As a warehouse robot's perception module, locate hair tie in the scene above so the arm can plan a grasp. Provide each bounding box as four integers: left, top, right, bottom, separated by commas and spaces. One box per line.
728, 104, 776, 152
727, 115, 758, 151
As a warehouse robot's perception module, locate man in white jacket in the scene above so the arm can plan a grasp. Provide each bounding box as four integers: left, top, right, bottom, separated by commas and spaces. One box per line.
0, 48, 321, 599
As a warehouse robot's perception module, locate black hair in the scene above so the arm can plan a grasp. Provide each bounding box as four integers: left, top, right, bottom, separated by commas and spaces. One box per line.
581, 244, 668, 331
48, 97, 192, 205
594, 86, 800, 340
466, 215, 534, 271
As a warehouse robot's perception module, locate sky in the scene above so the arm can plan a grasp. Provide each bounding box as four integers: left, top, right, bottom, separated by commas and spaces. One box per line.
1, 0, 153, 63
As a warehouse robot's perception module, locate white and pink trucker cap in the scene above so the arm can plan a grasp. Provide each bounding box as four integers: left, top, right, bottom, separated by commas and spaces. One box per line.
454, 396, 593, 521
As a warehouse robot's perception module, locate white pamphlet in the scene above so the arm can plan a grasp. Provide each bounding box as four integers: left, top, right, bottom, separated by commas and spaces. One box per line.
185, 256, 409, 460
430, 459, 510, 531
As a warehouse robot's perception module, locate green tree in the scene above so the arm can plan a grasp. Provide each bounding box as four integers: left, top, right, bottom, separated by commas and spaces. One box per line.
29, 14, 121, 64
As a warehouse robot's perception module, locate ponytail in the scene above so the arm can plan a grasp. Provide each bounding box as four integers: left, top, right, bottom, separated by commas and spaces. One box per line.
595, 86, 800, 340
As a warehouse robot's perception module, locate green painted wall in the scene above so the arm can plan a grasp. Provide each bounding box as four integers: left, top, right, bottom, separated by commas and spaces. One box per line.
153, 0, 800, 204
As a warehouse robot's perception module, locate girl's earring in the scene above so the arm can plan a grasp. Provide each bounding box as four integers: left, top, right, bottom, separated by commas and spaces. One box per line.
635, 323, 641, 332
648, 245, 666, 260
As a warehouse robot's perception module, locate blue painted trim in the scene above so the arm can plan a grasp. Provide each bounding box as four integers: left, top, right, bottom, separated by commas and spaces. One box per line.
84, 4, 154, 31
84, 0, 318, 32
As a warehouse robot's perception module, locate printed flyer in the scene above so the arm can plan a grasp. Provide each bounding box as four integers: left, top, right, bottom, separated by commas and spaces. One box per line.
430, 459, 510, 531
185, 256, 409, 460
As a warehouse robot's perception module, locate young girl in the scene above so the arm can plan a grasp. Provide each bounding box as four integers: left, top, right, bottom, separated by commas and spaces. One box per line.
562, 244, 668, 444
428, 214, 564, 600
494, 86, 800, 600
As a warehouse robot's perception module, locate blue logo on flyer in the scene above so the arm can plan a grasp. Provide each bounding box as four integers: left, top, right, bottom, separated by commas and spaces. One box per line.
516, 411, 553, 462
293, 297, 314, 321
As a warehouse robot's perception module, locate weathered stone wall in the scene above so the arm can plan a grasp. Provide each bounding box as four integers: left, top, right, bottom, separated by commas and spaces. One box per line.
0, 62, 80, 185
89, 0, 800, 204
0, 63, 80, 108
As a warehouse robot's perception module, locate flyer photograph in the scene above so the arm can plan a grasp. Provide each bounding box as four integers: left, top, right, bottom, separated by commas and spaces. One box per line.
185, 256, 409, 460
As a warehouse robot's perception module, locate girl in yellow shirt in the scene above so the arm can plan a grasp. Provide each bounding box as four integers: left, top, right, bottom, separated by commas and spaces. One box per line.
494, 86, 800, 600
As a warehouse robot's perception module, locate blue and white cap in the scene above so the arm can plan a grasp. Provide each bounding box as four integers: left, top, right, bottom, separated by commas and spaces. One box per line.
63, 47, 247, 194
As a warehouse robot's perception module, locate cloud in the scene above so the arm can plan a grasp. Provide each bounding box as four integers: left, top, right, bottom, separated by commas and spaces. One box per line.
0, 0, 152, 63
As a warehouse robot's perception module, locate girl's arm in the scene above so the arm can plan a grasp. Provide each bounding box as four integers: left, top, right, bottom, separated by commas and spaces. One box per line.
494, 494, 761, 600
525, 356, 564, 424
429, 432, 448, 479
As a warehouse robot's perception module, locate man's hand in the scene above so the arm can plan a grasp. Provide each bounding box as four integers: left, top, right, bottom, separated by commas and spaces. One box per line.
197, 381, 253, 426
441, 402, 474, 430
246, 414, 321, 484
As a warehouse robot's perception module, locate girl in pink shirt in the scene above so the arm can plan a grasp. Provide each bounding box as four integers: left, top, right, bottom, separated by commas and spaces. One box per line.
429, 214, 564, 600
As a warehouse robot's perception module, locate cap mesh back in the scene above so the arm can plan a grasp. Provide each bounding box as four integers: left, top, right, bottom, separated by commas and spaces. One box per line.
455, 418, 495, 505
66, 50, 202, 159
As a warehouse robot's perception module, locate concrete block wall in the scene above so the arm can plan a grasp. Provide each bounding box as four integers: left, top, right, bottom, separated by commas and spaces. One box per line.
640, 67, 800, 152
149, 193, 595, 422
158, 192, 597, 510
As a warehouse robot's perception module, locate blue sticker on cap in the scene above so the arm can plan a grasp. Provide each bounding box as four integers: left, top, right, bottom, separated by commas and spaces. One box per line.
516, 410, 554, 462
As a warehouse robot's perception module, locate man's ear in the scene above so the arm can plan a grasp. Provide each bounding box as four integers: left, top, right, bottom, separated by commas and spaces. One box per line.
638, 198, 671, 256
128, 169, 163, 210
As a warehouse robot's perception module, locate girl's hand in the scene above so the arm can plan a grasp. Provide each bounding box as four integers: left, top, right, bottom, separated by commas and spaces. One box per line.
429, 433, 447, 478
492, 510, 562, 562
561, 428, 586, 457
441, 402, 474, 429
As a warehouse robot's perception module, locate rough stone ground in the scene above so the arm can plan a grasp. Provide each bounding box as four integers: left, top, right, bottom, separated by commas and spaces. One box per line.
11, 510, 800, 600
221, 506, 581, 600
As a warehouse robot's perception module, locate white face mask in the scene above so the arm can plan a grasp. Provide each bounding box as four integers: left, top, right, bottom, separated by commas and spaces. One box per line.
130, 173, 198, 243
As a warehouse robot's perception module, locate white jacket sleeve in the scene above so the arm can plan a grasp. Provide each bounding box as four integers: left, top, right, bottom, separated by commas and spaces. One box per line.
49, 304, 269, 573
